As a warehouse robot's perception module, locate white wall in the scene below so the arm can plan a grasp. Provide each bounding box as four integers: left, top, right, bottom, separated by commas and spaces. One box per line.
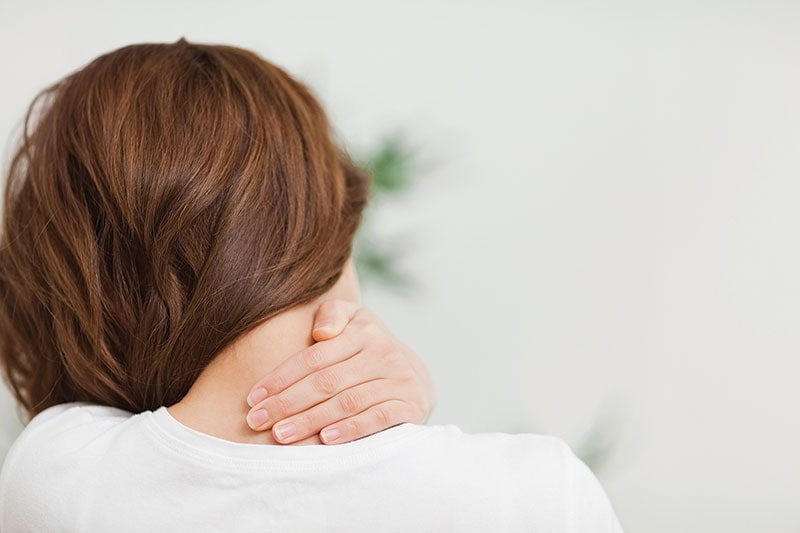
2, 1, 799, 531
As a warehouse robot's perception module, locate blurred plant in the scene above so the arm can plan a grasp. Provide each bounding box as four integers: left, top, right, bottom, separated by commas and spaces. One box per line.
572, 403, 627, 473
352, 131, 433, 289
505, 402, 626, 475
351, 131, 622, 475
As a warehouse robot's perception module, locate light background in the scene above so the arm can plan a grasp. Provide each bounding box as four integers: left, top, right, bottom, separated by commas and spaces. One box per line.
1, 1, 799, 531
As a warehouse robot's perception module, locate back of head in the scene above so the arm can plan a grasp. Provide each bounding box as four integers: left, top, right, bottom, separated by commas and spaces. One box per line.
0, 39, 370, 417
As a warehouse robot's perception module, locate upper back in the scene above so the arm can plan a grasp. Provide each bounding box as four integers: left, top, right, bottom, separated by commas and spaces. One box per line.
0, 403, 622, 532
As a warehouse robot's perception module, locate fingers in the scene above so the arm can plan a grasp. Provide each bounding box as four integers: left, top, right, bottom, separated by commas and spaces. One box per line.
246, 351, 383, 431
246, 333, 361, 408
263, 375, 423, 444
320, 400, 420, 444
312, 300, 360, 342
244, 303, 436, 445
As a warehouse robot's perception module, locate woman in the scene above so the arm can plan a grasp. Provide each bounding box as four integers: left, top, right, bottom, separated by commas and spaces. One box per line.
0, 39, 433, 447
0, 40, 622, 531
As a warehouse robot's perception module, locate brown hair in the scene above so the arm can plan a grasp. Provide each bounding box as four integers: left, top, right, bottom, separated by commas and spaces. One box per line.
0, 39, 370, 418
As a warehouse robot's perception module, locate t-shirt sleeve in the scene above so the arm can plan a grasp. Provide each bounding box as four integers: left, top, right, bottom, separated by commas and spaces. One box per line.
0, 403, 126, 532
560, 442, 624, 533
0, 407, 68, 532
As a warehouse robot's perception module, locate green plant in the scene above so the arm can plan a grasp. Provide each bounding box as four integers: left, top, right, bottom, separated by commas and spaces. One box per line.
352, 131, 429, 289
351, 131, 621, 474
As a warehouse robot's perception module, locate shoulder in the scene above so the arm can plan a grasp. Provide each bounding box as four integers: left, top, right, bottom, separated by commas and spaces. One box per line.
418, 424, 580, 472
0, 403, 137, 532
414, 426, 623, 532
2, 402, 136, 471
14, 401, 133, 433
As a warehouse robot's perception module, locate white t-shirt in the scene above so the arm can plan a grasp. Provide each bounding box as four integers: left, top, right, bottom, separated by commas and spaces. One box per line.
0, 403, 623, 532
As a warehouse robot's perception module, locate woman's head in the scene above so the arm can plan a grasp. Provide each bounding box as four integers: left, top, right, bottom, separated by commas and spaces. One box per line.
0, 39, 370, 417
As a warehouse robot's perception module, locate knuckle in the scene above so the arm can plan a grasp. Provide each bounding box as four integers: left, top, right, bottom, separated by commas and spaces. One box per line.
344, 417, 362, 438
373, 405, 393, 428
351, 316, 373, 333
353, 308, 378, 329
313, 369, 339, 396
297, 412, 316, 434
361, 321, 383, 339
338, 390, 362, 415
265, 373, 287, 394
381, 348, 404, 368
271, 394, 293, 419
398, 365, 417, 383
302, 344, 325, 371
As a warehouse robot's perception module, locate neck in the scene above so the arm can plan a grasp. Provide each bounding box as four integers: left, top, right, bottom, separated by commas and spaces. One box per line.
167, 300, 322, 445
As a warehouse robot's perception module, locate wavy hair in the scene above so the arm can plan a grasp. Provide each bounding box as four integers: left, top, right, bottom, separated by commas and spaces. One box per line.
0, 39, 370, 417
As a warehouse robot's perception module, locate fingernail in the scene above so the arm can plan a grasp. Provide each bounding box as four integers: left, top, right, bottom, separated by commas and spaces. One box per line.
247, 387, 268, 407
246, 409, 269, 428
273, 421, 296, 441
321, 427, 341, 443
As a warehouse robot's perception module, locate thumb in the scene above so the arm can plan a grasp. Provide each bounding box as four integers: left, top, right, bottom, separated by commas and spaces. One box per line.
312, 299, 360, 341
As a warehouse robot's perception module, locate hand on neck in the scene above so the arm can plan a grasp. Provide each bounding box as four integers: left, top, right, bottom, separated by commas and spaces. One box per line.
167, 260, 360, 445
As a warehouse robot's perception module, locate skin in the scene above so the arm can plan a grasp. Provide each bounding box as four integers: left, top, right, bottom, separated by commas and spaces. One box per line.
168, 259, 435, 445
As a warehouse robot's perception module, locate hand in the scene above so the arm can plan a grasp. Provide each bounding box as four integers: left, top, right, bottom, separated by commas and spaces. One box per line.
245, 300, 436, 444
